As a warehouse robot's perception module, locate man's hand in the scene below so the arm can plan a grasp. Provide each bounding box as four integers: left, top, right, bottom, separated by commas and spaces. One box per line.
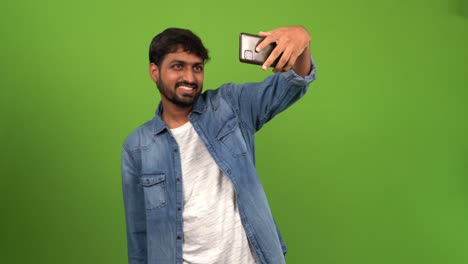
256, 25, 312, 77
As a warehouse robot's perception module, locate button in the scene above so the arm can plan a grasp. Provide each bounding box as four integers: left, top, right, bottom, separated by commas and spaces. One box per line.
176, 178, 181, 182
177, 207, 181, 211
177, 236, 181, 240
174, 149, 178, 152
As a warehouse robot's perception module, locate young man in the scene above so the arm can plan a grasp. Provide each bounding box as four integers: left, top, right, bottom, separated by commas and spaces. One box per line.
122, 26, 316, 264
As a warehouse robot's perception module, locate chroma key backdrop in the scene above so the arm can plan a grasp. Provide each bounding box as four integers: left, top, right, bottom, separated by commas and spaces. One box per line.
1, 0, 467, 263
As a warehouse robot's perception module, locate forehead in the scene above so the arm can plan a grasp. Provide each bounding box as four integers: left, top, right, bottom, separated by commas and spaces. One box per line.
162, 48, 204, 65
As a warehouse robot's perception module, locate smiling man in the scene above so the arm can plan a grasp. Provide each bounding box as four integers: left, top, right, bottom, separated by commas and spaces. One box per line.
121, 26, 316, 264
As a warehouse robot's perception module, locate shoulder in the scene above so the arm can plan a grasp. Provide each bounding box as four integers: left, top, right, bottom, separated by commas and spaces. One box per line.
122, 118, 155, 152
197, 84, 235, 109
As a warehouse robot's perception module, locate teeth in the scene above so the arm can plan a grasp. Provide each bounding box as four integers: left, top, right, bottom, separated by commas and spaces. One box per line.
179, 86, 193, 90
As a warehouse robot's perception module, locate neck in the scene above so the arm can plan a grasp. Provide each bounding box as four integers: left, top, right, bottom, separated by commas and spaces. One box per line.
161, 101, 192, 129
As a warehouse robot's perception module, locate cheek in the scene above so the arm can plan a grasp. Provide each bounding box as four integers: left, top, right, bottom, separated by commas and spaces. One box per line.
197, 74, 204, 84
162, 72, 179, 86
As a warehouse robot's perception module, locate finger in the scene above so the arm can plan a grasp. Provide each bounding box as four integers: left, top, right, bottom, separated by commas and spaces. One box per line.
274, 47, 293, 72
282, 50, 299, 72
284, 47, 303, 71
262, 43, 286, 70
255, 35, 276, 52
257, 29, 279, 52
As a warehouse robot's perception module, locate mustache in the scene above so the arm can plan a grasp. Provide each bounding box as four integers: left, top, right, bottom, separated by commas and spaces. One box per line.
176, 81, 198, 89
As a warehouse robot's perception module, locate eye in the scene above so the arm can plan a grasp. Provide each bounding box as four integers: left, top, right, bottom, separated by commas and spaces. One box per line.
172, 64, 183, 70
193, 65, 204, 73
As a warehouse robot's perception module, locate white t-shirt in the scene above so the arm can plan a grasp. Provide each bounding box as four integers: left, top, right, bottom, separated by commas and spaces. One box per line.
171, 122, 258, 264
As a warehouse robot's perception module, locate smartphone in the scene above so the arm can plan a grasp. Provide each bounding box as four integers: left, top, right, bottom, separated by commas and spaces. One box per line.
239, 33, 279, 67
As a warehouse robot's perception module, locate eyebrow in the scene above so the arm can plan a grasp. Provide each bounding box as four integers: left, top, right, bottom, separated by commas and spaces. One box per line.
170, 60, 204, 65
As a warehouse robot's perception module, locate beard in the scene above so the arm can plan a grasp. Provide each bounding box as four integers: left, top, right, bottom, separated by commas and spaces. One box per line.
156, 76, 202, 108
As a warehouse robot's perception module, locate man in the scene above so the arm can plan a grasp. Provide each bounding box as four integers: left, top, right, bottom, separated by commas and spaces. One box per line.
122, 25, 316, 264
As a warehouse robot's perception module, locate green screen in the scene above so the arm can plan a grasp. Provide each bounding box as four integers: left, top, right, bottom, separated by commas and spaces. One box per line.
1, 0, 467, 263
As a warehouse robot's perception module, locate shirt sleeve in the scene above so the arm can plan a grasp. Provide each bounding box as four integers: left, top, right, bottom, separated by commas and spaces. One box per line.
121, 145, 147, 264
223, 56, 317, 132
280, 56, 317, 86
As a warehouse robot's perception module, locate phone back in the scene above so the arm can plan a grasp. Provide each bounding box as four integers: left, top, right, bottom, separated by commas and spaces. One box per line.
239, 33, 277, 67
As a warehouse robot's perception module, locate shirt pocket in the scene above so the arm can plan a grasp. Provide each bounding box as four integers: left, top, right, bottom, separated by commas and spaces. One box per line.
140, 173, 167, 211
216, 117, 247, 157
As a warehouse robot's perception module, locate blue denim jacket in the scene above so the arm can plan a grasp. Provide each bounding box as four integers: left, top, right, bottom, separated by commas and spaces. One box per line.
122, 62, 316, 264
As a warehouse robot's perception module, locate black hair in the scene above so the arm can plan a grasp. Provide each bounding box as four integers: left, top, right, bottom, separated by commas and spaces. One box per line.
149, 28, 209, 65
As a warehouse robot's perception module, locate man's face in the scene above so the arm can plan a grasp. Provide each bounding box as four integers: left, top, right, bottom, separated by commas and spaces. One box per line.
150, 48, 204, 108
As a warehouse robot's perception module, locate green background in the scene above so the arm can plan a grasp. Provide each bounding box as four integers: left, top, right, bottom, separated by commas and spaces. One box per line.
1, 0, 467, 263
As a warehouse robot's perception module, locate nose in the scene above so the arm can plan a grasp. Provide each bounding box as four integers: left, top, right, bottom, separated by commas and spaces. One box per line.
182, 68, 196, 83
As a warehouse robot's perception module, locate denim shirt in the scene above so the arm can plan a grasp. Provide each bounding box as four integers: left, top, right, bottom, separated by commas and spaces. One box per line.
122, 61, 316, 264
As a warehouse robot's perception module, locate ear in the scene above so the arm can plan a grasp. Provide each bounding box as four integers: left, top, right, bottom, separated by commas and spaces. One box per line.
149, 63, 159, 83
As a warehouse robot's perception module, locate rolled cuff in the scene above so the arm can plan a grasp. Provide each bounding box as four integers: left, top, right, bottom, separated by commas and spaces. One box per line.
281, 56, 317, 86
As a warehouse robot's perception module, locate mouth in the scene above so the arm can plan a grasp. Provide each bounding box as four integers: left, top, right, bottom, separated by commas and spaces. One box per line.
178, 85, 195, 91
176, 81, 198, 90
176, 83, 198, 98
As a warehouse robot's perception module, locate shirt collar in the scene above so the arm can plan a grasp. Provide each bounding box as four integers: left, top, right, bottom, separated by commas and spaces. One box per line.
152, 94, 207, 134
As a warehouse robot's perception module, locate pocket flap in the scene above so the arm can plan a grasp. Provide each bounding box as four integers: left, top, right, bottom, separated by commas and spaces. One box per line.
140, 173, 165, 187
